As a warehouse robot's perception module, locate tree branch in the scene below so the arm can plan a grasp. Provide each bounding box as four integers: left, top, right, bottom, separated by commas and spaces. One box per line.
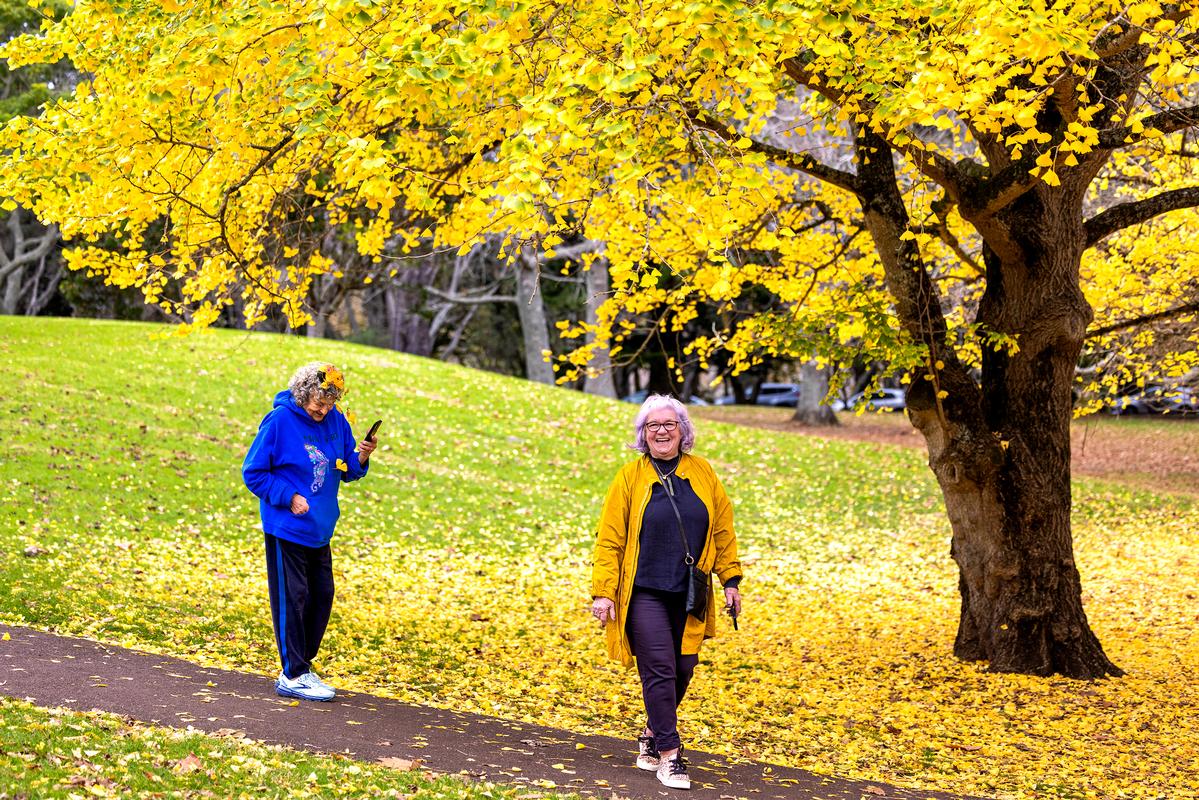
1084, 186, 1199, 247
780, 57, 845, 107
685, 106, 861, 195
1087, 301, 1199, 339
1097, 104, 1199, 149
891, 140, 967, 199
426, 285, 516, 305
958, 156, 1040, 219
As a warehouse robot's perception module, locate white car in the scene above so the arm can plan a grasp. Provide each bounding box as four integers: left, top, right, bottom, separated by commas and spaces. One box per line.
834, 387, 906, 411
621, 389, 709, 406
1109, 385, 1199, 415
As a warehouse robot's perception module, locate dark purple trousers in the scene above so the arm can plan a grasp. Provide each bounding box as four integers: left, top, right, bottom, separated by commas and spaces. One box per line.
627, 588, 699, 752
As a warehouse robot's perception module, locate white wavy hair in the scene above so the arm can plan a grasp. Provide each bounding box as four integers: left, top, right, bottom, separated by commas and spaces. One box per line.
288, 362, 344, 406
629, 394, 696, 454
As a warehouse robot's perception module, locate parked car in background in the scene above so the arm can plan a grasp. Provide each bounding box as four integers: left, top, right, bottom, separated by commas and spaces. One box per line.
714, 382, 800, 407
1109, 385, 1199, 415
833, 387, 907, 412
753, 382, 801, 407
621, 389, 709, 406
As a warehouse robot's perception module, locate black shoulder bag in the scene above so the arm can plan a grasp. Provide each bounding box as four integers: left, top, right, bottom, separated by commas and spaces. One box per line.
651, 463, 710, 622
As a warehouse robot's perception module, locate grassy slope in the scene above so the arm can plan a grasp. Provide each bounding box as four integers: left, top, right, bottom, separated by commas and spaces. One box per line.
2, 317, 1197, 800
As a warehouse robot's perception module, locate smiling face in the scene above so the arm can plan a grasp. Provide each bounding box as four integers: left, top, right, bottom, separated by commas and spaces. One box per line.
303, 396, 336, 422
643, 407, 682, 459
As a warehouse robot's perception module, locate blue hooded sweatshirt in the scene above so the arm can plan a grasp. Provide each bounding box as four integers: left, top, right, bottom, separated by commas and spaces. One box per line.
242, 390, 369, 547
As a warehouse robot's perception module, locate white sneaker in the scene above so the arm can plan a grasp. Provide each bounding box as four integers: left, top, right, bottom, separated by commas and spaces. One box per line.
636, 735, 660, 770
275, 672, 335, 702
656, 748, 690, 790
306, 672, 336, 695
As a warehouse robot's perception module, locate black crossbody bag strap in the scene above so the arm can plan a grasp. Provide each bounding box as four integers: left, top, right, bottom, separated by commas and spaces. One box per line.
651, 465, 695, 564
650, 460, 710, 620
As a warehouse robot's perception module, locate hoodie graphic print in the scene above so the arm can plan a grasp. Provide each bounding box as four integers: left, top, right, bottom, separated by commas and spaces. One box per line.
304, 443, 329, 492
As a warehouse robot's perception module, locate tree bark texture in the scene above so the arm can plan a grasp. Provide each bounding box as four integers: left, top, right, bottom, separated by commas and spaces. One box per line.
516, 247, 554, 384
792, 360, 838, 426
0, 208, 61, 315
383, 262, 438, 357
582, 257, 617, 398
856, 128, 1121, 679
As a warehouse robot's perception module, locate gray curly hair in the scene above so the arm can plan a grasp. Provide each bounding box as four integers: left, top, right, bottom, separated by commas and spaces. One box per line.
288, 362, 345, 406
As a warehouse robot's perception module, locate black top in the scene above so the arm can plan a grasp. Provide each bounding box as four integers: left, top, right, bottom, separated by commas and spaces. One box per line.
634, 455, 710, 593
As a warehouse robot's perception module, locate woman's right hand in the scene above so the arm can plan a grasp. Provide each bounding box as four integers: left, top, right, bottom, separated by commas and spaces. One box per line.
591, 597, 616, 626
290, 494, 310, 515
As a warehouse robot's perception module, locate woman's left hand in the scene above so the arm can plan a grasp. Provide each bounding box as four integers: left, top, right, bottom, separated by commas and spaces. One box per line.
358, 436, 377, 466
724, 586, 742, 616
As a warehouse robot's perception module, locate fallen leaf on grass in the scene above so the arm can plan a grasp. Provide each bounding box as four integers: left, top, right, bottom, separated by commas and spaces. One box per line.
173, 754, 203, 774
378, 757, 421, 771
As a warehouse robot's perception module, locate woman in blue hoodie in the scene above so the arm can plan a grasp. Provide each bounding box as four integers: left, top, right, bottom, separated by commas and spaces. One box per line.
242, 362, 376, 702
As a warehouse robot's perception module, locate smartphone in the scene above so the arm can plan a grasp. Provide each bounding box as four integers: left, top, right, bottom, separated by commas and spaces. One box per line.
365, 419, 382, 442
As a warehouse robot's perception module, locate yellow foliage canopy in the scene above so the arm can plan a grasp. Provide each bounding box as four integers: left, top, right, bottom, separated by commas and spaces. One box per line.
0, 0, 1195, 390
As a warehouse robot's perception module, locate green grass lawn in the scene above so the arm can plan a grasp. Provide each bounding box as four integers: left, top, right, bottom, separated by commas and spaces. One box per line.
2, 317, 1197, 800
0, 696, 533, 800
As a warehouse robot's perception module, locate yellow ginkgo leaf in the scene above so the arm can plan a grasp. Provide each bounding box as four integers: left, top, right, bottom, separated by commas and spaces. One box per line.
335, 459, 348, 472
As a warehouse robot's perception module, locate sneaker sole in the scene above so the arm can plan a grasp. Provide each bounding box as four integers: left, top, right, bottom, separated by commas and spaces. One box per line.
275, 684, 335, 702
656, 776, 691, 790
636, 757, 660, 771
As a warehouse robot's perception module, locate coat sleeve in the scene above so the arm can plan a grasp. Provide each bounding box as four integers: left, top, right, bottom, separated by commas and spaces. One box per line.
242, 414, 294, 508
709, 469, 742, 586
591, 469, 630, 601
341, 416, 369, 482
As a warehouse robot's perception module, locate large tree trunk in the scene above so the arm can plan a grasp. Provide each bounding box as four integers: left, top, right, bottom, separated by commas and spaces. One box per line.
792, 360, 838, 426
857, 128, 1120, 679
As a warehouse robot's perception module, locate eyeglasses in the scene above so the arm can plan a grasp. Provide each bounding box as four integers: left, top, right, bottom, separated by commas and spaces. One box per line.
645, 421, 678, 433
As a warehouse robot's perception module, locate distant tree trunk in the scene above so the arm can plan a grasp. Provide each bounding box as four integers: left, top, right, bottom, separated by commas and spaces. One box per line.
680, 364, 701, 400
857, 127, 1120, 679
0, 208, 60, 315
306, 272, 342, 339
646, 354, 674, 396
726, 374, 751, 404
307, 313, 327, 338
2, 268, 20, 313
516, 247, 554, 384
792, 360, 839, 426
383, 261, 438, 356
583, 257, 617, 398
612, 365, 631, 399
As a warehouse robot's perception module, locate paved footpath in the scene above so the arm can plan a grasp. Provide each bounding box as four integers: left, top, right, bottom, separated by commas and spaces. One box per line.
0, 624, 983, 800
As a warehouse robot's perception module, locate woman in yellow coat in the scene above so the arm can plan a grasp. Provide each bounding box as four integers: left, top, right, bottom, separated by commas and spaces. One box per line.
591, 394, 743, 790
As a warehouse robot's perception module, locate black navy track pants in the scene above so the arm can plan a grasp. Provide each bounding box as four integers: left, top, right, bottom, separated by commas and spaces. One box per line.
264, 533, 334, 680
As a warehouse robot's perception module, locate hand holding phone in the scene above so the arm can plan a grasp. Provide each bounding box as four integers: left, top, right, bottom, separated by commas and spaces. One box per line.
365, 419, 382, 442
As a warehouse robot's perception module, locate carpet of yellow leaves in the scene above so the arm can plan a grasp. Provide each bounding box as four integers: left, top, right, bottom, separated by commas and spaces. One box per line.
37, 501, 1198, 800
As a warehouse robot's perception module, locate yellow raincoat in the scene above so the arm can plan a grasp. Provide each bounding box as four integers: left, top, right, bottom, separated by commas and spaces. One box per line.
591, 453, 742, 667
